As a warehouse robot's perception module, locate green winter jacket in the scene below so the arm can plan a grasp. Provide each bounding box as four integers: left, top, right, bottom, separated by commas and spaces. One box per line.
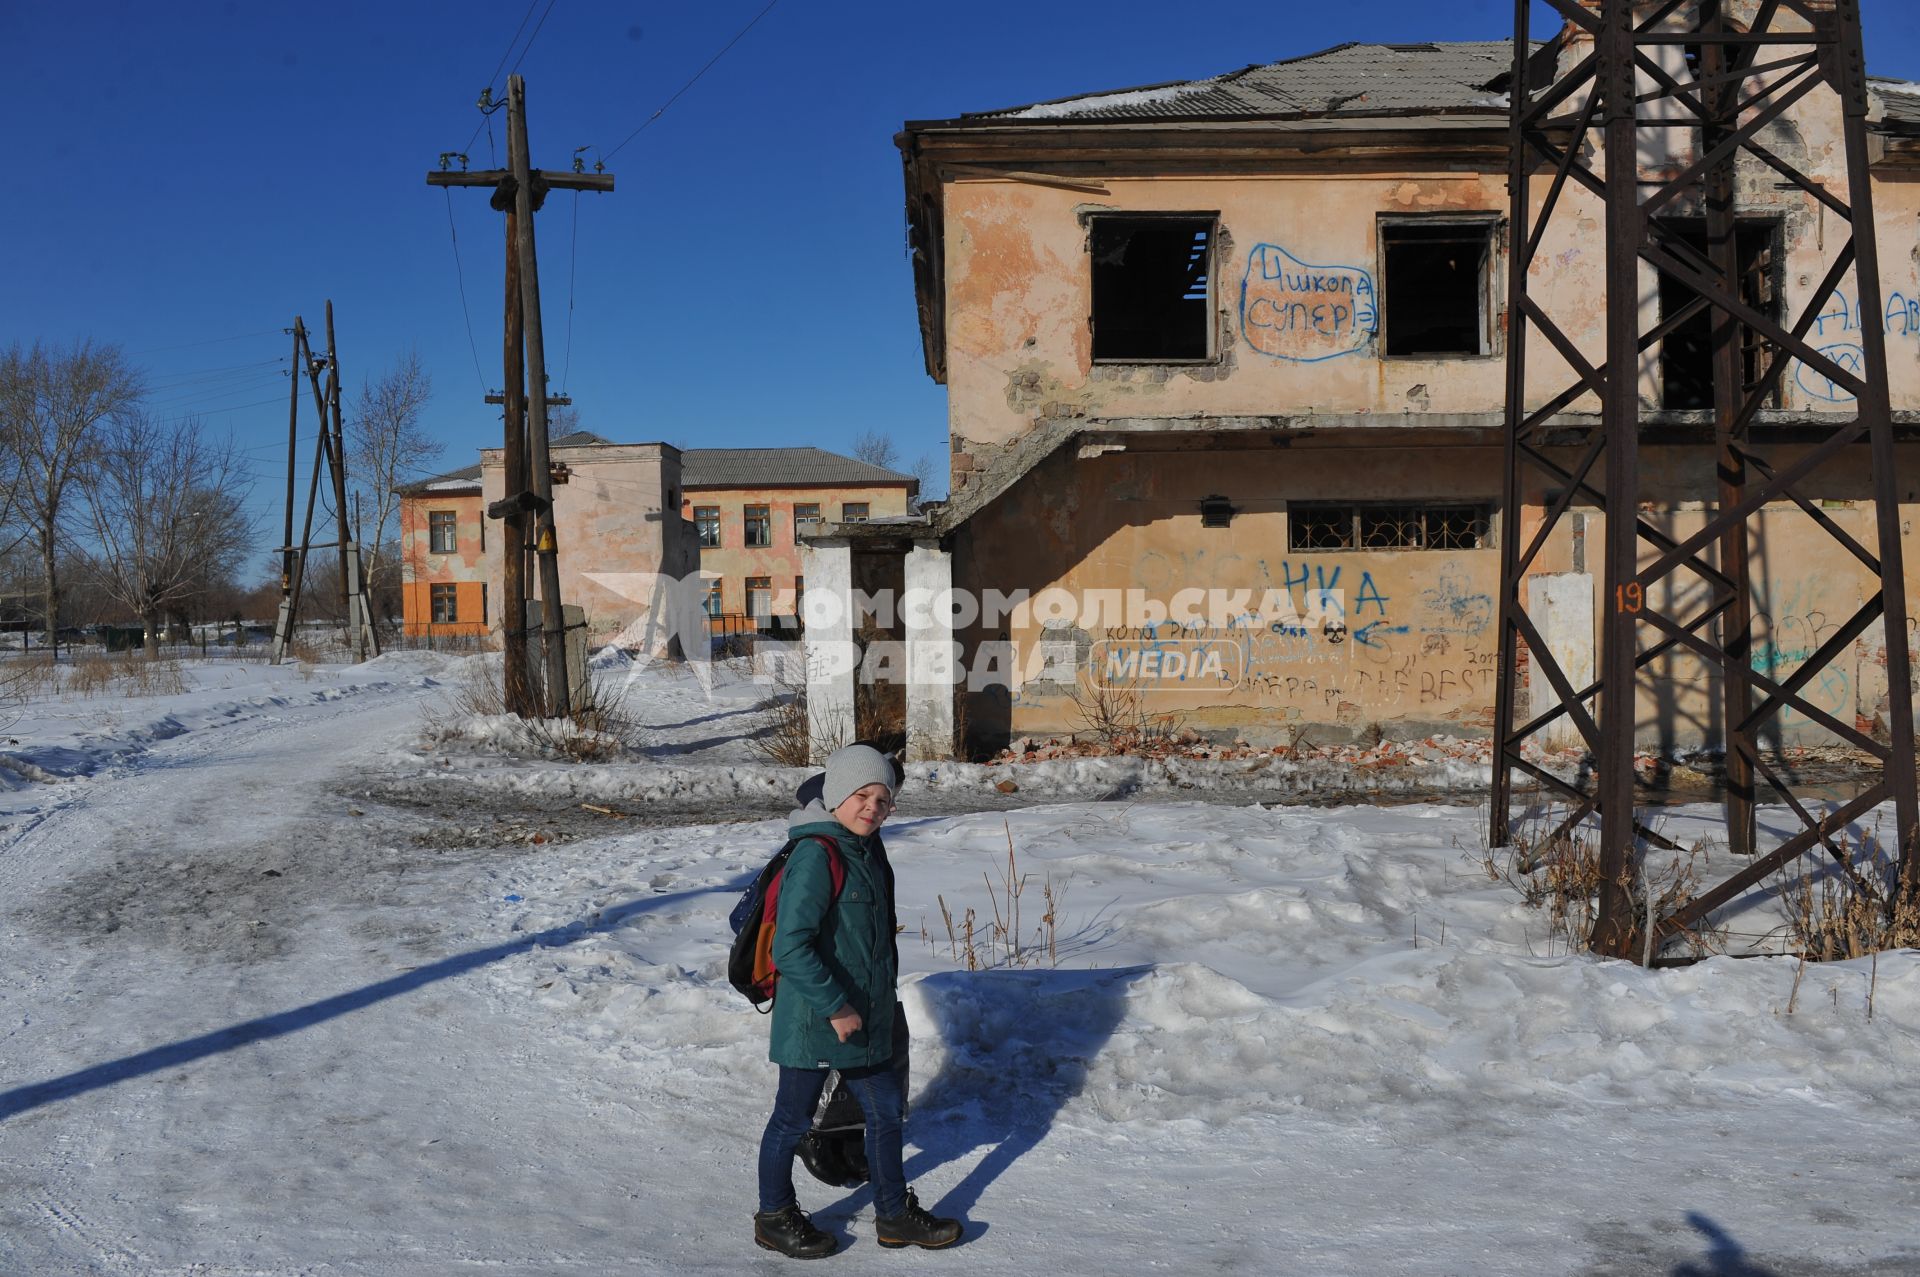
767, 804, 898, 1071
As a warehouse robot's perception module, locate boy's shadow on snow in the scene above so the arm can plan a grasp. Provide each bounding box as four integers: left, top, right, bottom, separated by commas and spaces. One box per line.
1670, 1212, 1784, 1277
821, 961, 1149, 1241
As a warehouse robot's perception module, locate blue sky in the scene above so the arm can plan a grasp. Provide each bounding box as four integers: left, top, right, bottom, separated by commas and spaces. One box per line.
8, 1, 1918, 541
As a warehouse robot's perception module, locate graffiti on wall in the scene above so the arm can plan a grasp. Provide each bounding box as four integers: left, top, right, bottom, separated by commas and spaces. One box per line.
1058, 555, 1497, 719
1239, 245, 1377, 362
1795, 286, 1920, 403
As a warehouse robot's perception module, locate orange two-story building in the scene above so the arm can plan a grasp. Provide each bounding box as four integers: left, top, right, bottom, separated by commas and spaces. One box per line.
681, 448, 918, 631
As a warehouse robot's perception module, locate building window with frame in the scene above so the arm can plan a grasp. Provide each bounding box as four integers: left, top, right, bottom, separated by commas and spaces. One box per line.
744, 504, 772, 547
428, 510, 458, 554
841, 502, 869, 523
1656, 219, 1779, 410
793, 502, 821, 540
1089, 214, 1215, 362
694, 505, 721, 548
705, 579, 724, 617
1288, 502, 1494, 552
746, 576, 772, 622
1378, 217, 1500, 358
792, 575, 805, 620
430, 583, 458, 624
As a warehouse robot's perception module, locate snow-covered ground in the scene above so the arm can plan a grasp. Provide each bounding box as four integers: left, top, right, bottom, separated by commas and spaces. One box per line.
2, 652, 1918, 1275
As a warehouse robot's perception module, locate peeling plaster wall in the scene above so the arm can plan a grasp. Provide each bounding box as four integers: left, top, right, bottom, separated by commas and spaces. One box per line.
397, 490, 488, 637
943, 172, 1528, 474
954, 440, 1920, 750
479, 444, 689, 643
956, 445, 1506, 746
937, 136, 1920, 503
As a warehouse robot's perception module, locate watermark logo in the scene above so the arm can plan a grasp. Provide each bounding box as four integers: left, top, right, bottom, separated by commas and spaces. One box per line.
1090, 637, 1244, 691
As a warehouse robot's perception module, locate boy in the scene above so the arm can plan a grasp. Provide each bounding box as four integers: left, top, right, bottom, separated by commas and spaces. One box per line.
753, 744, 962, 1258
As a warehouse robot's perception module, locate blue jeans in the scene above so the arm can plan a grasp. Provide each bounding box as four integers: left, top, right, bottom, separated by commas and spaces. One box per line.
758, 1062, 906, 1217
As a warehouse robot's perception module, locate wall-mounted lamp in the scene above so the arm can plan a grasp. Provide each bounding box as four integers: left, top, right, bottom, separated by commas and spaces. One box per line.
1199, 494, 1236, 528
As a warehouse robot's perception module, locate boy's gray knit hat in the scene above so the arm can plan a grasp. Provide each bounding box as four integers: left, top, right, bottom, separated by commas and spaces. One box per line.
821, 744, 897, 811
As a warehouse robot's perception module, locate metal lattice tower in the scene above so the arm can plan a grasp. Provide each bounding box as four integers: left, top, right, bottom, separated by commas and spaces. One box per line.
1490, 0, 1918, 960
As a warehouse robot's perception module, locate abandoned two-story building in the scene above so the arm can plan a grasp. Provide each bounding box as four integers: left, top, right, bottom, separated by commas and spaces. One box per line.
799, 21, 1920, 762
398, 435, 915, 650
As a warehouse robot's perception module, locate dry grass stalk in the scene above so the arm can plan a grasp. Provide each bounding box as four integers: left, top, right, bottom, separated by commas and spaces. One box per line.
924, 822, 1065, 970
1485, 808, 1717, 962
747, 665, 813, 768
1773, 825, 1920, 962
1065, 665, 1179, 755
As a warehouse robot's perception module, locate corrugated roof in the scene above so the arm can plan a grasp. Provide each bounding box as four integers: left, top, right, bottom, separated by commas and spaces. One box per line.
970, 42, 1519, 122
396, 430, 618, 493
682, 447, 916, 489
1873, 78, 1920, 131
398, 461, 480, 494
962, 44, 1918, 128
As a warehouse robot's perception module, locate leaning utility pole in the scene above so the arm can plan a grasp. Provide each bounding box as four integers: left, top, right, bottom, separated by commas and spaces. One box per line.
1491, 0, 1917, 961
271, 307, 381, 664
428, 74, 614, 716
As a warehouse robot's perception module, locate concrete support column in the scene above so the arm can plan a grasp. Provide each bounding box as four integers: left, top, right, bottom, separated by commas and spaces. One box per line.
802, 537, 857, 762
1529, 571, 1596, 751
904, 540, 956, 761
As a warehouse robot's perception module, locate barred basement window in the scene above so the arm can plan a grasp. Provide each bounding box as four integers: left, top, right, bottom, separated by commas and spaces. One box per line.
1289, 503, 1494, 552
1291, 506, 1355, 551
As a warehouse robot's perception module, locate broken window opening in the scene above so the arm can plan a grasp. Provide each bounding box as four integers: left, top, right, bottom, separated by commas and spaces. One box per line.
1379, 219, 1497, 358
1090, 215, 1214, 362
1656, 219, 1779, 411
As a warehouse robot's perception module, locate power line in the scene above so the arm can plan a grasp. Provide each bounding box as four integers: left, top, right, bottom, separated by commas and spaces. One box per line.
463, 0, 561, 157
604, 0, 783, 162
142, 356, 285, 387
506, 0, 560, 83
442, 188, 491, 396
128, 329, 283, 357
481, 0, 542, 99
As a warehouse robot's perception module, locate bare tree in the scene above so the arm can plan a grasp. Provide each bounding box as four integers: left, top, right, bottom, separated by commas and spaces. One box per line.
346, 350, 439, 630
81, 412, 252, 657
0, 340, 141, 647
851, 428, 900, 472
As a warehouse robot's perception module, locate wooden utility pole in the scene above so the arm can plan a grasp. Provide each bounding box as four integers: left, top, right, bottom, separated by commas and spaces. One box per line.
427, 74, 614, 716
500, 206, 534, 715
271, 307, 380, 664
272, 320, 304, 658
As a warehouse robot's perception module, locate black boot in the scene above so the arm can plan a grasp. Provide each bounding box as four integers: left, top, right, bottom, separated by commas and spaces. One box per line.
754, 1205, 837, 1259
874, 1189, 962, 1250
